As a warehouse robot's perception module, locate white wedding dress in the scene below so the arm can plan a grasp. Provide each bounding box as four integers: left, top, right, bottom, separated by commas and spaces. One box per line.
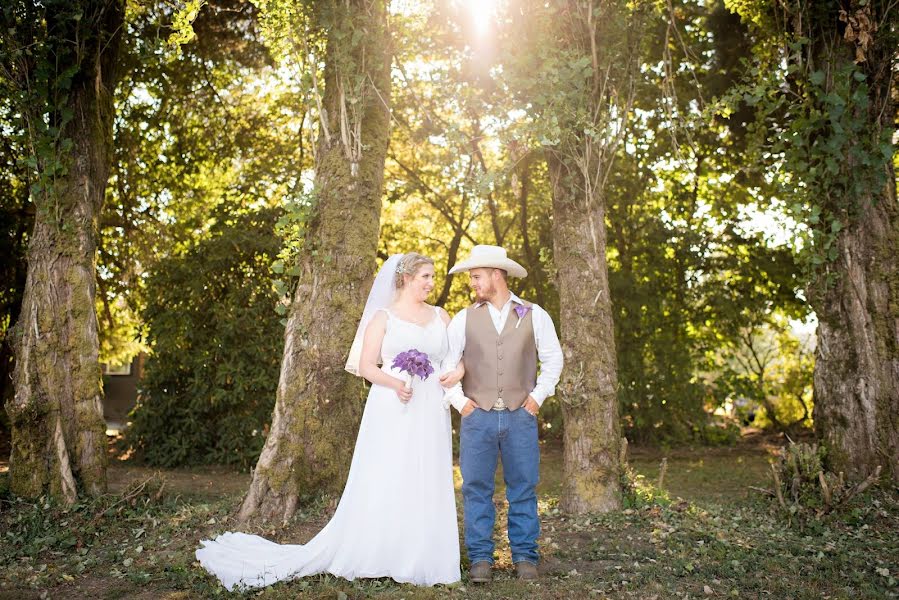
196, 307, 461, 590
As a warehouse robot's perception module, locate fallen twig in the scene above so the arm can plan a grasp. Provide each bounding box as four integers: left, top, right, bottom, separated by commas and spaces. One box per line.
818, 471, 832, 508
749, 486, 775, 497
770, 463, 787, 510
90, 474, 163, 524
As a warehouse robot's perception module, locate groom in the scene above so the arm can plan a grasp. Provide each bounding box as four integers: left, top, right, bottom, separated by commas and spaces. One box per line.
441, 245, 563, 582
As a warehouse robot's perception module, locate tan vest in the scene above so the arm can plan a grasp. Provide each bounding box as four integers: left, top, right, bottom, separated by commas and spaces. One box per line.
462, 301, 538, 411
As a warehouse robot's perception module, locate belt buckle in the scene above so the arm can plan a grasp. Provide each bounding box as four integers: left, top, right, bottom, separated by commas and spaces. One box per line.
492, 397, 506, 411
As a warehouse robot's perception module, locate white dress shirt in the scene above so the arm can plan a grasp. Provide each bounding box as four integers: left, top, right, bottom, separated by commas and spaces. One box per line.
443, 292, 563, 413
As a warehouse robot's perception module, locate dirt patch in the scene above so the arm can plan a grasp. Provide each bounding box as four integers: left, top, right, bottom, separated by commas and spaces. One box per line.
2, 579, 190, 600
107, 461, 251, 498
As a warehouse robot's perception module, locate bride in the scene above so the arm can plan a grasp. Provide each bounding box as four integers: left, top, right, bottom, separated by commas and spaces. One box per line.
196, 253, 463, 590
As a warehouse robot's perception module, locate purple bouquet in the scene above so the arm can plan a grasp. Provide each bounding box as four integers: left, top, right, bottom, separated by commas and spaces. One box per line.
391, 349, 435, 388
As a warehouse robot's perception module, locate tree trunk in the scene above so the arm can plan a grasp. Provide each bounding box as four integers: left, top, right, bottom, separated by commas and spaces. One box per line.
548, 151, 622, 513
4, 0, 125, 502
535, 0, 637, 514
813, 178, 899, 482
435, 225, 463, 308
239, 0, 392, 523
807, 1, 899, 483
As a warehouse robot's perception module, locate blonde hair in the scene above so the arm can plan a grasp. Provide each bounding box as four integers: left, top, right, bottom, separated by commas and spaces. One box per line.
394, 253, 434, 289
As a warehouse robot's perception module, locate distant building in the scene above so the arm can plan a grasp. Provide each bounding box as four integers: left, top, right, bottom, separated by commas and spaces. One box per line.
102, 353, 144, 434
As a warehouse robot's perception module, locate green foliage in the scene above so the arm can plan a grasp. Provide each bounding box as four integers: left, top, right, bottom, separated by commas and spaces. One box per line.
385, 0, 812, 446
0, 0, 123, 217
124, 208, 283, 468
603, 0, 809, 443
711, 318, 814, 432
698, 420, 741, 446
713, 4, 897, 293
271, 189, 317, 323
167, 0, 205, 50
98, 0, 302, 365
382, 2, 560, 316
621, 463, 673, 510
1, 476, 167, 562
772, 60, 890, 282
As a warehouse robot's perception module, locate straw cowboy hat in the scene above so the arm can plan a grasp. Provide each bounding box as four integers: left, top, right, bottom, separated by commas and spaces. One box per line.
448, 245, 528, 278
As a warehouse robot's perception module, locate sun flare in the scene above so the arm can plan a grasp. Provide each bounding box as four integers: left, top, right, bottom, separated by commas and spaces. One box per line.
462, 0, 496, 36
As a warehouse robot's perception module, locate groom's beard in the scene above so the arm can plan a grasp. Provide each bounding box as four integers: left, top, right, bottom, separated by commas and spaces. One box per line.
473, 283, 496, 303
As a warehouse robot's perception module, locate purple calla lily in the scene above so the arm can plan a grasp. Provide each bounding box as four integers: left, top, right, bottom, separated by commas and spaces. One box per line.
514, 304, 531, 328
391, 349, 435, 382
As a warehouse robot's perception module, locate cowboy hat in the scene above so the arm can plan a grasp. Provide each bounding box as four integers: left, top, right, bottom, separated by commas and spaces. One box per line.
448, 245, 528, 278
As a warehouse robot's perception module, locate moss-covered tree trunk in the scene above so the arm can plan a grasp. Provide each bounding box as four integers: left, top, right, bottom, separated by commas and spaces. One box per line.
805, 1, 899, 484
534, 0, 637, 514
548, 151, 622, 514
4, 0, 125, 503
238, 0, 392, 523
813, 183, 898, 482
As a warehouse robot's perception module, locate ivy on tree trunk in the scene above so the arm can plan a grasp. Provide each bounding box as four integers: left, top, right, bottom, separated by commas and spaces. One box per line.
2, 0, 125, 503
796, 0, 898, 483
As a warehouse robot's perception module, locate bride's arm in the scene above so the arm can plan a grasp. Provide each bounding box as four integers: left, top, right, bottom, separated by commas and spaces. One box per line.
358, 312, 412, 402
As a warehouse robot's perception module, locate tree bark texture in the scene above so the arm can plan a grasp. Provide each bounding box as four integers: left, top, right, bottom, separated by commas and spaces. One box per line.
549, 151, 622, 514
5, 0, 125, 503
813, 173, 898, 482
239, 0, 392, 523
807, 0, 899, 483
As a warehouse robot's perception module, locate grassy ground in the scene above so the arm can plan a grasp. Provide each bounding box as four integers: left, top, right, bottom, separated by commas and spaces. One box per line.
1, 433, 896, 599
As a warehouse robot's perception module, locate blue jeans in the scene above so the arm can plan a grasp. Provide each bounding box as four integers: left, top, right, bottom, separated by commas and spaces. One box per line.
460, 407, 540, 565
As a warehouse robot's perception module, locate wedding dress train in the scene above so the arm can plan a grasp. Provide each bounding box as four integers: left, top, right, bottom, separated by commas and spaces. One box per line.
196, 307, 460, 590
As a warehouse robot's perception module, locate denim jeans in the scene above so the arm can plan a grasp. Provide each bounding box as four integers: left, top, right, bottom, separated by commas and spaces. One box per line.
460, 406, 540, 565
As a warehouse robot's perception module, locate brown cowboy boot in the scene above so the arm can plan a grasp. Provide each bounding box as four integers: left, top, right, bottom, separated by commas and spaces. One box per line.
469, 561, 492, 583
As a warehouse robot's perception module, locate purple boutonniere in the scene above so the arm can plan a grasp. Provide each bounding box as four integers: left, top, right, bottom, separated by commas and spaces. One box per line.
514, 304, 531, 328
391, 349, 435, 387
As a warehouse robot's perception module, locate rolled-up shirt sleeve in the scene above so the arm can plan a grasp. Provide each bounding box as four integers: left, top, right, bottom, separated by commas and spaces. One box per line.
442, 309, 469, 412
529, 305, 563, 406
